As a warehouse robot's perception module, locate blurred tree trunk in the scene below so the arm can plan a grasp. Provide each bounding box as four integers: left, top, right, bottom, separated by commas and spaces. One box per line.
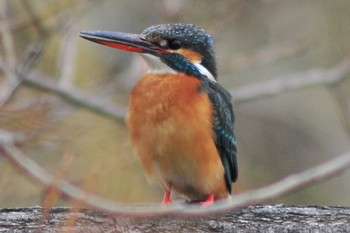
1, 205, 349, 232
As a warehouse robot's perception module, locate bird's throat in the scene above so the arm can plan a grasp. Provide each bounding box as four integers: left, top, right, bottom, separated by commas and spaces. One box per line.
141, 54, 178, 75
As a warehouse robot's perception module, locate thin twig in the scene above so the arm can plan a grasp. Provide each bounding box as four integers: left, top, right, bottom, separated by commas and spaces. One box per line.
0, 0, 19, 108
0, 0, 42, 108
0, 58, 126, 121
0, 43, 42, 108
20, 0, 48, 38
10, 0, 94, 33
57, 21, 79, 89
1, 130, 350, 217
231, 58, 350, 103
329, 83, 350, 136
16, 43, 42, 75
230, 39, 312, 69
22, 70, 127, 122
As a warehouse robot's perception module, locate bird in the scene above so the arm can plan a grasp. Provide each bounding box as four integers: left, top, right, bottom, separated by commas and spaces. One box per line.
79, 23, 237, 206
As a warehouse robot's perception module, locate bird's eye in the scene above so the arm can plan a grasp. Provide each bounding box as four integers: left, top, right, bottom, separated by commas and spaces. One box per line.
168, 39, 182, 50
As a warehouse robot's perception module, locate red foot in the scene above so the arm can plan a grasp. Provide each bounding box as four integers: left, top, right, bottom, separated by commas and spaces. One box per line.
200, 194, 214, 208
161, 191, 172, 205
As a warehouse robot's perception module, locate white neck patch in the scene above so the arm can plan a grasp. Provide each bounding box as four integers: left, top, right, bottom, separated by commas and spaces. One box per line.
140, 53, 216, 82
141, 54, 177, 74
193, 62, 216, 82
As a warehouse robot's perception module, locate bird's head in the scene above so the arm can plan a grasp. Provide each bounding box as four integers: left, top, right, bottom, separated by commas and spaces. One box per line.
79, 23, 217, 81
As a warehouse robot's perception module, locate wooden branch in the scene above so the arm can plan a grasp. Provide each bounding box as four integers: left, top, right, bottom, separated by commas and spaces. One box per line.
1, 205, 349, 232
1, 130, 350, 216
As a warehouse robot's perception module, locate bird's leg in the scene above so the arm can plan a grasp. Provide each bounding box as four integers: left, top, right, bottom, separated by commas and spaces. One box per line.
161, 190, 172, 205
200, 194, 214, 207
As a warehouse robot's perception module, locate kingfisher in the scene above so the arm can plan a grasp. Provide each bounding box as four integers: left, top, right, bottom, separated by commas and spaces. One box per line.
79, 23, 237, 206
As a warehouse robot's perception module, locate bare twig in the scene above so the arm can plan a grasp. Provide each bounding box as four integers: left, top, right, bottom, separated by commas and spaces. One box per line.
57, 21, 79, 89
0, 58, 126, 121
10, 0, 95, 33
0, 44, 42, 108
0, 0, 42, 108
1, 130, 350, 216
0, 72, 20, 108
329, 83, 350, 136
17, 43, 42, 75
20, 0, 48, 38
0, 0, 19, 108
230, 39, 312, 69
231, 58, 350, 103
22, 70, 127, 122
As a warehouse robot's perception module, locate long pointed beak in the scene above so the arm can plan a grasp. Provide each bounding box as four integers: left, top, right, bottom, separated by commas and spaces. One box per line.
79, 31, 168, 55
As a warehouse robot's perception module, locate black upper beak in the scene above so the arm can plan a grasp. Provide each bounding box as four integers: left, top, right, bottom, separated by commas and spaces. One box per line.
79, 31, 168, 56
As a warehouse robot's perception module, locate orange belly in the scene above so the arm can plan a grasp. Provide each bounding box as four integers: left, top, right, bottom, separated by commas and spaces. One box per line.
127, 73, 228, 200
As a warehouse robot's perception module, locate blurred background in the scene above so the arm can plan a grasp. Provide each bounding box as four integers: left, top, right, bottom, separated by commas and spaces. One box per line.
1, 0, 350, 208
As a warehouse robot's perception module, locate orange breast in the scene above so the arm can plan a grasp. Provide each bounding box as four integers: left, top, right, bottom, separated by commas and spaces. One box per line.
127, 73, 228, 200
